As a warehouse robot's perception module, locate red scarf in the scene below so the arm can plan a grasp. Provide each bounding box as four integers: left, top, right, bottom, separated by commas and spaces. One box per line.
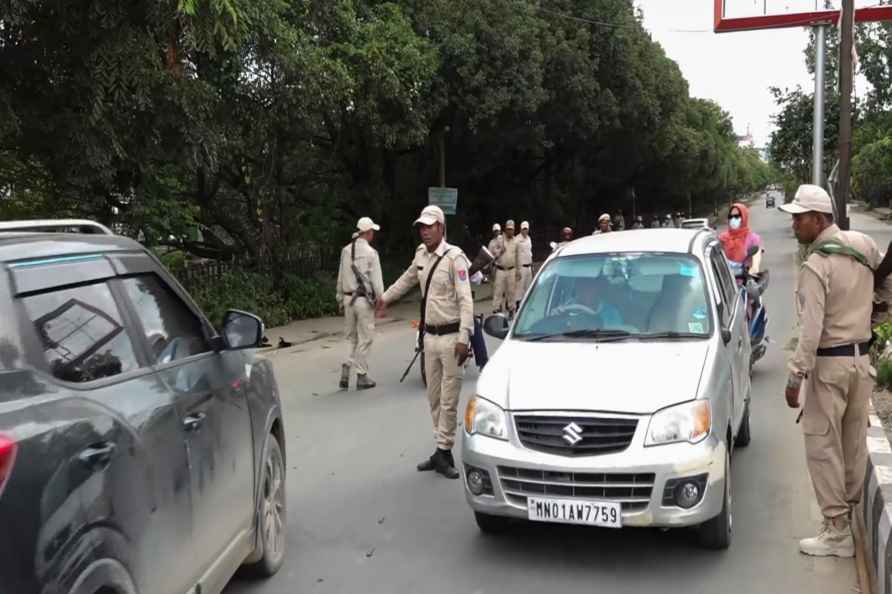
719, 202, 750, 263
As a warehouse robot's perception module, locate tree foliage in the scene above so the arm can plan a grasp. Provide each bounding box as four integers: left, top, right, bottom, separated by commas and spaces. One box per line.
1, 0, 771, 263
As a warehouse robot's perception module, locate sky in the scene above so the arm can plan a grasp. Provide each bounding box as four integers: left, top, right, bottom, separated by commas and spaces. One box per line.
633, 0, 819, 148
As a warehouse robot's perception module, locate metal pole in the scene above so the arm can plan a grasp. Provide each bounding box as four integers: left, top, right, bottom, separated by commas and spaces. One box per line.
836, 0, 854, 230
812, 25, 826, 187
438, 129, 446, 187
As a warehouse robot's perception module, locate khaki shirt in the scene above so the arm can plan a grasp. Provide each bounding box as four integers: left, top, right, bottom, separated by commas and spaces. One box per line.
517, 235, 533, 266
336, 237, 384, 305
381, 240, 475, 344
497, 235, 520, 268
791, 224, 882, 374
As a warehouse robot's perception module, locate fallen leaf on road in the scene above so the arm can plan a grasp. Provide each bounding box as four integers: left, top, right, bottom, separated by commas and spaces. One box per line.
317, 578, 324, 583
366, 547, 376, 558
378, 516, 386, 525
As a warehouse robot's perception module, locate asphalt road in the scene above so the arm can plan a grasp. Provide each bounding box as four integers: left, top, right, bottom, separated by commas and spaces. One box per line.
226, 203, 892, 594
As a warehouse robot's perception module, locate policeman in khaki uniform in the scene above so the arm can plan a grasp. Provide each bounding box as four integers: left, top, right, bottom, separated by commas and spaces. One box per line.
516, 221, 533, 308
782, 185, 887, 558
493, 219, 520, 315
376, 205, 474, 479
336, 217, 385, 390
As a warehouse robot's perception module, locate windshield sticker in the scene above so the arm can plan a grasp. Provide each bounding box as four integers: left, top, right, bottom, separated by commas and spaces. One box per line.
679, 264, 698, 278
688, 322, 704, 334
692, 306, 707, 320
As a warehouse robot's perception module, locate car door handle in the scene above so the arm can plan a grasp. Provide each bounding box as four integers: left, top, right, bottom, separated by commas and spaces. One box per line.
183, 412, 207, 433
78, 442, 117, 469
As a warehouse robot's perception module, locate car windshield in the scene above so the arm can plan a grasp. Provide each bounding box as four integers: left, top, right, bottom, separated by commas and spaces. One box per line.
513, 253, 713, 341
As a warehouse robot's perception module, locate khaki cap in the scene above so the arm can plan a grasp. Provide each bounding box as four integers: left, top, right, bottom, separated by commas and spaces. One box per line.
520, 221, 530, 230
505, 219, 515, 229
356, 217, 381, 232
492, 223, 501, 232
780, 184, 834, 214
598, 213, 611, 223
414, 205, 446, 226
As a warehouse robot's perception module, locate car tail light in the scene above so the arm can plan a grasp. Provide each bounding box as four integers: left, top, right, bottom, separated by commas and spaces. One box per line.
0, 435, 17, 496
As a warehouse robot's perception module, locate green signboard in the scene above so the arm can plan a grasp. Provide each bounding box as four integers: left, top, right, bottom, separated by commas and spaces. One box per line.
428, 187, 458, 215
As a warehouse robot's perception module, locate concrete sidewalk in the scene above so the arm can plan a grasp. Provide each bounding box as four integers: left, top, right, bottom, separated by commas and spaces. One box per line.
260, 281, 495, 355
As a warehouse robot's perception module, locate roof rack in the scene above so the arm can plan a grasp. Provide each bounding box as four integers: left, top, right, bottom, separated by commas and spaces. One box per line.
0, 219, 114, 236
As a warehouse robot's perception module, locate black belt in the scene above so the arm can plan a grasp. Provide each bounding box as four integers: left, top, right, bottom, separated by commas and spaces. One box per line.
521, 264, 532, 268
425, 322, 461, 336
343, 291, 353, 295
496, 265, 514, 271
816, 341, 871, 357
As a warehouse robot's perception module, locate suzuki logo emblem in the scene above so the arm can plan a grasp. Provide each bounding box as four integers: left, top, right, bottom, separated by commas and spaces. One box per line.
562, 422, 583, 445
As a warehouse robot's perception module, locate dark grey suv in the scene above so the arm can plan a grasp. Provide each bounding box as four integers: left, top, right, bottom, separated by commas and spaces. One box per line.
0, 223, 286, 594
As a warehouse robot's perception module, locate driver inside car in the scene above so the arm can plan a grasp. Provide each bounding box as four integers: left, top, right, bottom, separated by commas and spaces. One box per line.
555, 276, 624, 327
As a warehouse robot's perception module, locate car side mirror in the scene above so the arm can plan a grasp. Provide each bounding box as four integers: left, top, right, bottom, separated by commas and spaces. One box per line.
483, 314, 510, 340
219, 310, 265, 350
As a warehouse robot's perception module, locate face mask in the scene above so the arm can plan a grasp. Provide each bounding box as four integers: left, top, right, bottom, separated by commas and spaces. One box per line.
729, 217, 742, 230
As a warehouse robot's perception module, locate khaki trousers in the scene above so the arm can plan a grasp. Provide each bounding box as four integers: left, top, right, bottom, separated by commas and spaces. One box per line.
343, 300, 375, 375
493, 268, 517, 313
423, 332, 465, 449
517, 266, 532, 302
801, 353, 873, 519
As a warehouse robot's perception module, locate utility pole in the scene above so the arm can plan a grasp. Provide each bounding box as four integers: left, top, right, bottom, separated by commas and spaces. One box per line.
813, 25, 826, 188
836, 0, 854, 230
438, 128, 447, 187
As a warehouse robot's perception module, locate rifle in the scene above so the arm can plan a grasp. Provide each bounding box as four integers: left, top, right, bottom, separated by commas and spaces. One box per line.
398, 249, 450, 383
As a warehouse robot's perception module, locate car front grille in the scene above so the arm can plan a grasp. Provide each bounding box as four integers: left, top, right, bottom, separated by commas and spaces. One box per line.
514, 415, 638, 457
498, 466, 655, 512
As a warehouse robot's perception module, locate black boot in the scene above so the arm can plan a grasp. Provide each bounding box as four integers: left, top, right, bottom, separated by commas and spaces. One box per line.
433, 449, 459, 479
417, 450, 438, 472
338, 364, 349, 390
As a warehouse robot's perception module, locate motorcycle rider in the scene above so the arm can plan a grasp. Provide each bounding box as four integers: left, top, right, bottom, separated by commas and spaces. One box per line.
720, 203, 763, 282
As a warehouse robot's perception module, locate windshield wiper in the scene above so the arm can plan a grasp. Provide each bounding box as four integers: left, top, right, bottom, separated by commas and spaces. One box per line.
638, 331, 707, 340
522, 329, 634, 342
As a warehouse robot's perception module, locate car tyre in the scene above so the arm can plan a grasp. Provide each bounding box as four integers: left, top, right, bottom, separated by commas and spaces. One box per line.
241, 435, 286, 578
735, 405, 751, 448
474, 512, 511, 534
698, 450, 732, 550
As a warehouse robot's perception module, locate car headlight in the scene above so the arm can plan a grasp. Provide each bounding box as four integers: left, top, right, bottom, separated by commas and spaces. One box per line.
645, 400, 711, 446
464, 396, 508, 441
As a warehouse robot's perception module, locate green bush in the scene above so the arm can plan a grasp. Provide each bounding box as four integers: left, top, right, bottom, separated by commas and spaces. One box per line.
878, 359, 892, 392
185, 269, 338, 329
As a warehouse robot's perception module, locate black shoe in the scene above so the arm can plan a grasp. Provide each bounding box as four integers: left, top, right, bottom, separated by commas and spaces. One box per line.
417, 451, 438, 472
338, 364, 349, 390
433, 449, 459, 479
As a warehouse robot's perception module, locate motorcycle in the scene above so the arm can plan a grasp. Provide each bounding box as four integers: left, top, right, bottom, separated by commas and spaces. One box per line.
730, 245, 770, 372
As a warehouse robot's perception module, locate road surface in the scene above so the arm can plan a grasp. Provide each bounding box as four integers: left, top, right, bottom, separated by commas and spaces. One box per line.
226, 202, 892, 594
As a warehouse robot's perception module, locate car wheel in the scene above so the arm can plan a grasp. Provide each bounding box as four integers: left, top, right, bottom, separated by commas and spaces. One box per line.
735, 405, 751, 448
474, 512, 511, 534
242, 435, 286, 577
697, 450, 732, 550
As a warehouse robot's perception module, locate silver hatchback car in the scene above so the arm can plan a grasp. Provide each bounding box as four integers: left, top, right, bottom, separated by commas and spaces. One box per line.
462, 229, 752, 549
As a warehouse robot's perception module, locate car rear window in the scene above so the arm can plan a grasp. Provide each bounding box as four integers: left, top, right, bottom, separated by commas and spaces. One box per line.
22, 282, 141, 383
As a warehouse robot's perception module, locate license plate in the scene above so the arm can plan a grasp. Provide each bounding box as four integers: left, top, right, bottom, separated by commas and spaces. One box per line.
526, 496, 623, 528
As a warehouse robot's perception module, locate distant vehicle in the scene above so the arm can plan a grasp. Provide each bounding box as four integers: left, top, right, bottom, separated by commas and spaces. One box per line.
0, 221, 287, 594
766, 195, 776, 208
681, 218, 711, 230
